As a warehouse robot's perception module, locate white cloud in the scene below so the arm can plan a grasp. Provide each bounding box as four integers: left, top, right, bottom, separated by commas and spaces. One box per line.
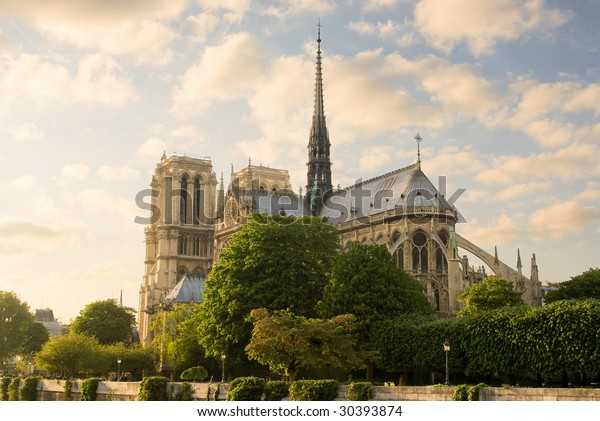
187, 13, 219, 43
529, 200, 600, 240
0, 217, 77, 257
5, 122, 44, 143
262, 0, 336, 18
414, 0, 573, 55
362, 0, 400, 11
459, 214, 523, 247
197, 0, 251, 23
53, 163, 89, 187
137, 137, 167, 160
77, 189, 139, 221
358, 145, 395, 172
348, 20, 402, 41
574, 182, 600, 202
495, 182, 551, 201
4, 174, 36, 191
97, 166, 140, 182
171, 32, 263, 117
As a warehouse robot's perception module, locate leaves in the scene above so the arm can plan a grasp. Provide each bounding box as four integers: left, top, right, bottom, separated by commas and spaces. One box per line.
70, 299, 136, 345
457, 276, 525, 317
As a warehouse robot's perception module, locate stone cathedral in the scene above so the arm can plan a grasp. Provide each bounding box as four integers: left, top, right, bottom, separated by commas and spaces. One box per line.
138, 32, 542, 345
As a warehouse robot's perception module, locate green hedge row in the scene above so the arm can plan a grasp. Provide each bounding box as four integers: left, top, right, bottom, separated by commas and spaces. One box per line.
0, 377, 40, 401
224, 377, 346, 401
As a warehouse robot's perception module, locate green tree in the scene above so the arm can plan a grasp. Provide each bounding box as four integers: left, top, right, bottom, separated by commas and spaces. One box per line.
22, 322, 50, 357
99, 342, 155, 380
70, 299, 136, 345
544, 268, 600, 303
245, 308, 365, 381
457, 276, 525, 317
196, 214, 339, 362
0, 291, 37, 362
35, 333, 102, 377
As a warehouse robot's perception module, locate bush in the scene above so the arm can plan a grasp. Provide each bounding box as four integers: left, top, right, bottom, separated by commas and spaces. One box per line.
80, 378, 101, 401
467, 383, 487, 401
347, 382, 373, 401
452, 384, 468, 401
63, 379, 73, 401
264, 381, 290, 401
8, 378, 20, 401
226, 377, 267, 401
289, 380, 339, 401
1, 377, 11, 401
138, 376, 170, 401
19, 377, 40, 401
172, 382, 194, 401
180, 366, 208, 382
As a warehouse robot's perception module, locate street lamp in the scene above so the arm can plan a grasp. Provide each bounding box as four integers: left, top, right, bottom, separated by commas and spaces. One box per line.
443, 341, 451, 386
220, 353, 226, 383
117, 357, 122, 381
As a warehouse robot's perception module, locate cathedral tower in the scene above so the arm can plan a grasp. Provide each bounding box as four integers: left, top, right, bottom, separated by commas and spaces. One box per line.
306, 24, 333, 215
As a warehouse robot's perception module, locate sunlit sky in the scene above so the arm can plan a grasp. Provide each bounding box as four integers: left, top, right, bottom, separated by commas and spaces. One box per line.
1, 0, 599, 324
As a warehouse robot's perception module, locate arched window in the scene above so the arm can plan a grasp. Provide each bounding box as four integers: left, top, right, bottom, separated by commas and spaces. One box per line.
412, 231, 428, 273
180, 176, 188, 224
394, 245, 404, 269
436, 246, 447, 273
193, 177, 201, 225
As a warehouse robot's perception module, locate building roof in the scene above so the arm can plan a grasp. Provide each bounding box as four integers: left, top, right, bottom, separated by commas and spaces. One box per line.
164, 273, 206, 306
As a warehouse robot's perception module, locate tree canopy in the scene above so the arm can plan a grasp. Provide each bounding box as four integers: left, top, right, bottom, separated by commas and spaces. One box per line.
544, 268, 600, 303
0, 291, 44, 361
245, 308, 365, 381
317, 243, 433, 349
195, 214, 339, 361
70, 299, 136, 345
457, 276, 525, 316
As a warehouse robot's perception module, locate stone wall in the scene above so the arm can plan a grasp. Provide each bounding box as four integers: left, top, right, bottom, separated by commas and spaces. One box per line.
33, 380, 600, 401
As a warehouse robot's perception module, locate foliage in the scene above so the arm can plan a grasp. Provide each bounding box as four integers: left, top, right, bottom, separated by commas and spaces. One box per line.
226, 377, 267, 401
35, 333, 102, 377
347, 382, 373, 401
172, 382, 194, 401
21, 322, 50, 357
264, 381, 290, 401
452, 384, 469, 401
0, 291, 38, 360
8, 377, 20, 401
1, 377, 11, 401
212, 383, 221, 401
467, 383, 487, 401
99, 342, 155, 380
458, 276, 525, 316
70, 299, 136, 345
180, 365, 209, 382
138, 376, 170, 401
20, 376, 40, 401
196, 214, 339, 361
544, 268, 600, 303
63, 379, 73, 401
80, 378, 101, 401
246, 308, 365, 381
288, 379, 339, 401
150, 303, 208, 373
318, 243, 433, 349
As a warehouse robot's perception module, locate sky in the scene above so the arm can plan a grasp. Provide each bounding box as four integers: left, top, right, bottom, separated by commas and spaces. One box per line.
0, 0, 599, 324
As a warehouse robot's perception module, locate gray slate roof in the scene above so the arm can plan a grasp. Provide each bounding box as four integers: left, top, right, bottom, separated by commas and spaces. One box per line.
164, 273, 206, 306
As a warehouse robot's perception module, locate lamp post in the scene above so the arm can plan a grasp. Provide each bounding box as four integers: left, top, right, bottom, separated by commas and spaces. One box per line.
117, 357, 122, 381
443, 341, 451, 386
220, 353, 226, 383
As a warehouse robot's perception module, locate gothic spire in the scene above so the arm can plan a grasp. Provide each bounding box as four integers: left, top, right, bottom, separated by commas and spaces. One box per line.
517, 248, 522, 275
415, 133, 423, 168
306, 21, 333, 214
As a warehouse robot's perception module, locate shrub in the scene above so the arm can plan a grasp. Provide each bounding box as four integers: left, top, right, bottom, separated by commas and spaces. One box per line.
213, 383, 221, 401
347, 382, 373, 401
467, 383, 487, 401
452, 384, 468, 401
264, 381, 290, 401
289, 380, 339, 401
20, 377, 40, 401
1, 377, 11, 401
180, 366, 208, 382
80, 378, 101, 401
8, 378, 20, 401
172, 382, 194, 401
226, 377, 267, 401
138, 376, 170, 401
63, 379, 73, 401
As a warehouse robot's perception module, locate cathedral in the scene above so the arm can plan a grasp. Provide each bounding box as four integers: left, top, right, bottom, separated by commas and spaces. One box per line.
138, 31, 542, 345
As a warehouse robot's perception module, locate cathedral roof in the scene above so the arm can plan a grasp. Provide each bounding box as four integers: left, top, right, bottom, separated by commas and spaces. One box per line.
319, 162, 457, 224
164, 273, 205, 306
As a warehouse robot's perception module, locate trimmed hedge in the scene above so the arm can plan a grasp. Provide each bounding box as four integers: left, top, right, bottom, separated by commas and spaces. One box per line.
347, 382, 373, 401
63, 379, 73, 401
289, 380, 339, 401
452, 384, 487, 401
172, 382, 194, 401
226, 377, 267, 401
8, 378, 20, 401
138, 376, 170, 401
81, 378, 101, 401
20, 377, 40, 401
264, 381, 290, 401
1, 377, 11, 401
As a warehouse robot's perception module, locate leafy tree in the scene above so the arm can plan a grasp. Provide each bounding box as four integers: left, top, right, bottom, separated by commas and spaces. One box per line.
22, 322, 50, 357
0, 291, 37, 362
180, 366, 209, 382
245, 308, 365, 381
99, 342, 155, 380
196, 214, 339, 361
457, 276, 525, 316
544, 268, 600, 303
70, 299, 136, 345
35, 333, 102, 377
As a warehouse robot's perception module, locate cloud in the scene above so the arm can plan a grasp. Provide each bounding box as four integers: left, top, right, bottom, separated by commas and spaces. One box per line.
137, 137, 167, 160
53, 163, 89, 187
171, 32, 263, 116
187, 13, 219, 43
458, 214, 523, 247
5, 122, 44, 143
414, 0, 572, 55
197, 0, 251, 23
0, 218, 77, 256
97, 166, 140, 182
574, 182, 600, 202
529, 200, 600, 240
3, 174, 36, 191
77, 189, 139, 221
358, 145, 395, 172
362, 0, 400, 11
495, 182, 552, 201
476, 143, 600, 185
262, 0, 336, 18
348, 20, 403, 41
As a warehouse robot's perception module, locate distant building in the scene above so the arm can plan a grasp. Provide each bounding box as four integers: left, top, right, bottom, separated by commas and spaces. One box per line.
34, 308, 67, 337
540, 281, 561, 304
